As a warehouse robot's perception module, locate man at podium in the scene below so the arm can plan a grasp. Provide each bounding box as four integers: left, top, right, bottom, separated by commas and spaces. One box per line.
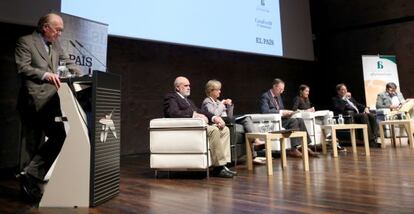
15, 12, 81, 203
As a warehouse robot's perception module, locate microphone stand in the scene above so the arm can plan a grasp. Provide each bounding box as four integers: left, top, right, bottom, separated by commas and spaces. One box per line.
75, 40, 108, 73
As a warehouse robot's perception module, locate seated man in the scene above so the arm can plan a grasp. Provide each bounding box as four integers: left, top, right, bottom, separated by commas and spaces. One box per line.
259, 78, 319, 158
376, 82, 414, 118
376, 82, 405, 111
331, 83, 379, 147
164, 76, 236, 178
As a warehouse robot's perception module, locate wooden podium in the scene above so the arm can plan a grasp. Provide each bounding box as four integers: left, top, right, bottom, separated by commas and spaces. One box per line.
39, 71, 121, 207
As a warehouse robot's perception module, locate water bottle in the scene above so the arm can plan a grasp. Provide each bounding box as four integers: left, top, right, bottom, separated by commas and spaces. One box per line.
338, 114, 344, 124
57, 60, 69, 78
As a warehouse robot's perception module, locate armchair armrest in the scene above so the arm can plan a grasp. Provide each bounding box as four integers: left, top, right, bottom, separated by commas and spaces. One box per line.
243, 113, 282, 131
244, 113, 281, 123
150, 118, 207, 128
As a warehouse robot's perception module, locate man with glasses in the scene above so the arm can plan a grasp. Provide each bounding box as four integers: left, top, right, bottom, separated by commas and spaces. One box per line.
15, 12, 80, 204
259, 78, 319, 158
376, 82, 406, 110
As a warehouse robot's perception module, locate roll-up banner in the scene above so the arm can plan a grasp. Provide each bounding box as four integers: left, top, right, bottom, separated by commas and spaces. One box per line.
362, 55, 400, 109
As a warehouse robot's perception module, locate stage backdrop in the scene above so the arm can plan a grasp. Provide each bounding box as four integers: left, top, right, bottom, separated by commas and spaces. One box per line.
60, 13, 108, 75
362, 55, 400, 109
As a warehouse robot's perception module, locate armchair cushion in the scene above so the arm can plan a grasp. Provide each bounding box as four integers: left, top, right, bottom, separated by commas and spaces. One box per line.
149, 118, 211, 171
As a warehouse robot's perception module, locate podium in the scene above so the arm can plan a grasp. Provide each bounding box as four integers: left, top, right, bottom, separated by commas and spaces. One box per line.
39, 71, 121, 207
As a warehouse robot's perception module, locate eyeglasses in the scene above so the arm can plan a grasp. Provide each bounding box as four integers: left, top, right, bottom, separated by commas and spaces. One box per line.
47, 24, 64, 33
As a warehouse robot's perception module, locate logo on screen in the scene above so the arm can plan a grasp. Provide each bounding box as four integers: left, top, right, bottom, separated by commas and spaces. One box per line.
261, 0, 265, 6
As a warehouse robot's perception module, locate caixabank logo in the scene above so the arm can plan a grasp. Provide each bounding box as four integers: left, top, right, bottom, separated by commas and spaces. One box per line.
99, 110, 118, 143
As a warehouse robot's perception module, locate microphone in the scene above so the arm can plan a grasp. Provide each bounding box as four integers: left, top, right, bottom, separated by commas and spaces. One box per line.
75, 40, 108, 72
69, 40, 86, 56
69, 40, 92, 76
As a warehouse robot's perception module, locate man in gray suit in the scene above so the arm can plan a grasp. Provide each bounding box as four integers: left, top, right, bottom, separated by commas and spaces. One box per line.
15, 12, 80, 202
376, 82, 405, 110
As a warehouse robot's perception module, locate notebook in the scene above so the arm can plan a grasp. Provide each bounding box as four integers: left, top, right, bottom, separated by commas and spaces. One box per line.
398, 99, 414, 112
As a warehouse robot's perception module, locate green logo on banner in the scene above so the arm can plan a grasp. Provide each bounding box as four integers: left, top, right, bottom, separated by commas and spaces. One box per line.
377, 61, 384, 69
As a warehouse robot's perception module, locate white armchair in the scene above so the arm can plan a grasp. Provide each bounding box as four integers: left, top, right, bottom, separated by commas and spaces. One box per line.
149, 118, 211, 177
243, 114, 285, 150
292, 110, 334, 145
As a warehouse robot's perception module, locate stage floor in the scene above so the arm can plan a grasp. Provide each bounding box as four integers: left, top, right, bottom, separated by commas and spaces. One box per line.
1, 140, 414, 213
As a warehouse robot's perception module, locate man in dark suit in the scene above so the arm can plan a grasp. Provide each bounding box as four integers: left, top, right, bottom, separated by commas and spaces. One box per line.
331, 83, 379, 147
164, 76, 236, 178
259, 78, 319, 158
15, 13, 81, 202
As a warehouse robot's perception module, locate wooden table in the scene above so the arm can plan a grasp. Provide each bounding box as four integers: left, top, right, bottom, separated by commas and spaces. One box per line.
320, 124, 370, 157
379, 120, 414, 148
245, 131, 309, 176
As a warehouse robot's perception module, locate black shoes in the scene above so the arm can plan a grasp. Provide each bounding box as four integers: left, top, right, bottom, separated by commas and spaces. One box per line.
212, 166, 236, 178
17, 172, 42, 204
223, 166, 237, 176
337, 144, 347, 152
370, 140, 382, 148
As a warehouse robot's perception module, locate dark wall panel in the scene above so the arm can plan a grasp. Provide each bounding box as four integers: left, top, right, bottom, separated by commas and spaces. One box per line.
107, 37, 315, 155
321, 0, 414, 28
0, 23, 33, 168
310, 1, 414, 110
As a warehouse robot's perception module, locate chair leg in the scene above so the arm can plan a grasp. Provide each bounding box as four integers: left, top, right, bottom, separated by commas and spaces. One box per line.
154, 170, 158, 179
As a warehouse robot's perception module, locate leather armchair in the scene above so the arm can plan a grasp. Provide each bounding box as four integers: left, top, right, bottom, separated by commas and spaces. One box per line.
149, 118, 211, 177
231, 113, 283, 159
292, 110, 334, 145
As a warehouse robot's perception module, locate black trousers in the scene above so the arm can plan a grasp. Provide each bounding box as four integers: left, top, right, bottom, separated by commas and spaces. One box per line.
352, 113, 378, 142
19, 94, 66, 181
282, 117, 311, 148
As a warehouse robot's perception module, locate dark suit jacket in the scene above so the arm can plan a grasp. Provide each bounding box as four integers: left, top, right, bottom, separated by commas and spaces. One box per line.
259, 90, 285, 113
331, 95, 365, 115
15, 31, 80, 112
163, 92, 214, 122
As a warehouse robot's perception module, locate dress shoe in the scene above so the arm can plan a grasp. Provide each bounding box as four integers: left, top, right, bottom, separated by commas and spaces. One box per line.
298, 147, 320, 158
306, 148, 320, 157
223, 166, 237, 176
212, 167, 234, 178
337, 143, 347, 152
18, 173, 42, 203
286, 148, 302, 158
369, 139, 381, 148
253, 157, 267, 165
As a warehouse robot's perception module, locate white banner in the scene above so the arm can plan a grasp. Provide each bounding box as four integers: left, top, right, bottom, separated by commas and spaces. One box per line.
60, 13, 108, 75
362, 55, 400, 109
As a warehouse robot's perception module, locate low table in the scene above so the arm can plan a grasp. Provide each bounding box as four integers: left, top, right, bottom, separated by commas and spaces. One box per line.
379, 120, 414, 148
320, 124, 370, 157
245, 131, 309, 176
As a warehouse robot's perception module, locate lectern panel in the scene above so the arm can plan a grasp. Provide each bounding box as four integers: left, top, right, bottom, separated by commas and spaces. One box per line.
91, 78, 121, 206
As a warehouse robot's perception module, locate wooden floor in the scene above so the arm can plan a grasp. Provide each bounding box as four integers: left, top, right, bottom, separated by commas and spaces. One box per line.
1, 140, 414, 213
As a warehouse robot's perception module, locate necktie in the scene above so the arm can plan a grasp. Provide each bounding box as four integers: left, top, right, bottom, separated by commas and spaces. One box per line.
273, 96, 280, 110
184, 97, 191, 106
47, 42, 52, 61
345, 98, 359, 113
